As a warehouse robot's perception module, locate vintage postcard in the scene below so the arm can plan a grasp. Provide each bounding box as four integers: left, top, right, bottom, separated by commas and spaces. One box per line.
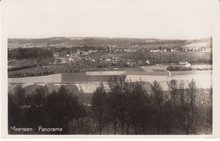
1, 0, 220, 138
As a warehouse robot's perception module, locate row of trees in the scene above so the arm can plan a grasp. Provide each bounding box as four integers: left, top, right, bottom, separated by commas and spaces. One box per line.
91, 79, 212, 134
8, 79, 212, 134
8, 86, 86, 134
8, 48, 53, 59
126, 50, 212, 64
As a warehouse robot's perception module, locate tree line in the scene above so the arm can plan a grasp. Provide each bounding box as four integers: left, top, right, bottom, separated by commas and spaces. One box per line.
8, 85, 86, 134
8, 79, 212, 134
91, 79, 212, 134
8, 48, 53, 60
127, 50, 212, 64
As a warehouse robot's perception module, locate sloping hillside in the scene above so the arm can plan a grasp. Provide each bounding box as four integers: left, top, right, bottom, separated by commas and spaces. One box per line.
8, 37, 190, 48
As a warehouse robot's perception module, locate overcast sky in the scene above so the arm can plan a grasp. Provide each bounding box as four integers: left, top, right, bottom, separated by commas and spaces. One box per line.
2, 0, 218, 39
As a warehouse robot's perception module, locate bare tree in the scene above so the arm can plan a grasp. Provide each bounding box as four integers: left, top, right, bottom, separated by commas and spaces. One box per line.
152, 81, 163, 134
14, 85, 26, 107
91, 83, 107, 134
127, 81, 150, 134
107, 77, 130, 134
176, 79, 197, 134
24, 86, 49, 127
44, 85, 85, 133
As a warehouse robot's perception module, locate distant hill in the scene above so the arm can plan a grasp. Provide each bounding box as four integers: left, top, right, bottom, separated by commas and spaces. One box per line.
8, 37, 211, 48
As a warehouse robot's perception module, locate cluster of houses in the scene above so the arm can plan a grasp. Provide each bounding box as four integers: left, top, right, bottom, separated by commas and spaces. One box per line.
50, 40, 211, 66
53, 49, 98, 65
149, 40, 211, 53
52, 47, 137, 66
149, 47, 211, 53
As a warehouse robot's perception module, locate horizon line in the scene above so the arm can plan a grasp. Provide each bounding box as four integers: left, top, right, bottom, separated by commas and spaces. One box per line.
7, 36, 212, 40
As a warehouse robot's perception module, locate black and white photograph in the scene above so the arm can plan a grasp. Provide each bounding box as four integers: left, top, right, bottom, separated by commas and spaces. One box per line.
1, 0, 220, 137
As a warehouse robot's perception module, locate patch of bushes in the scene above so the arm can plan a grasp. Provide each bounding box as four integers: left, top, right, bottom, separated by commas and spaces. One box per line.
167, 66, 192, 71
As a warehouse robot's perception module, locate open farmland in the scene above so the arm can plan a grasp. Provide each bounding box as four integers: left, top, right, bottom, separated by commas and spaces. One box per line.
8, 70, 212, 89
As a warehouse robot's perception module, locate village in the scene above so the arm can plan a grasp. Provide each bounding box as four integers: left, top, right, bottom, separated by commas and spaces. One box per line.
51, 42, 211, 67
7, 37, 212, 134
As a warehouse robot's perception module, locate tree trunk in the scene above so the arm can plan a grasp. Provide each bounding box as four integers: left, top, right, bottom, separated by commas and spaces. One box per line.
142, 126, 145, 134
156, 125, 160, 134
126, 123, 130, 134
135, 124, 138, 134
99, 126, 102, 134
99, 119, 102, 134
121, 121, 125, 134
106, 125, 109, 134
114, 121, 117, 134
